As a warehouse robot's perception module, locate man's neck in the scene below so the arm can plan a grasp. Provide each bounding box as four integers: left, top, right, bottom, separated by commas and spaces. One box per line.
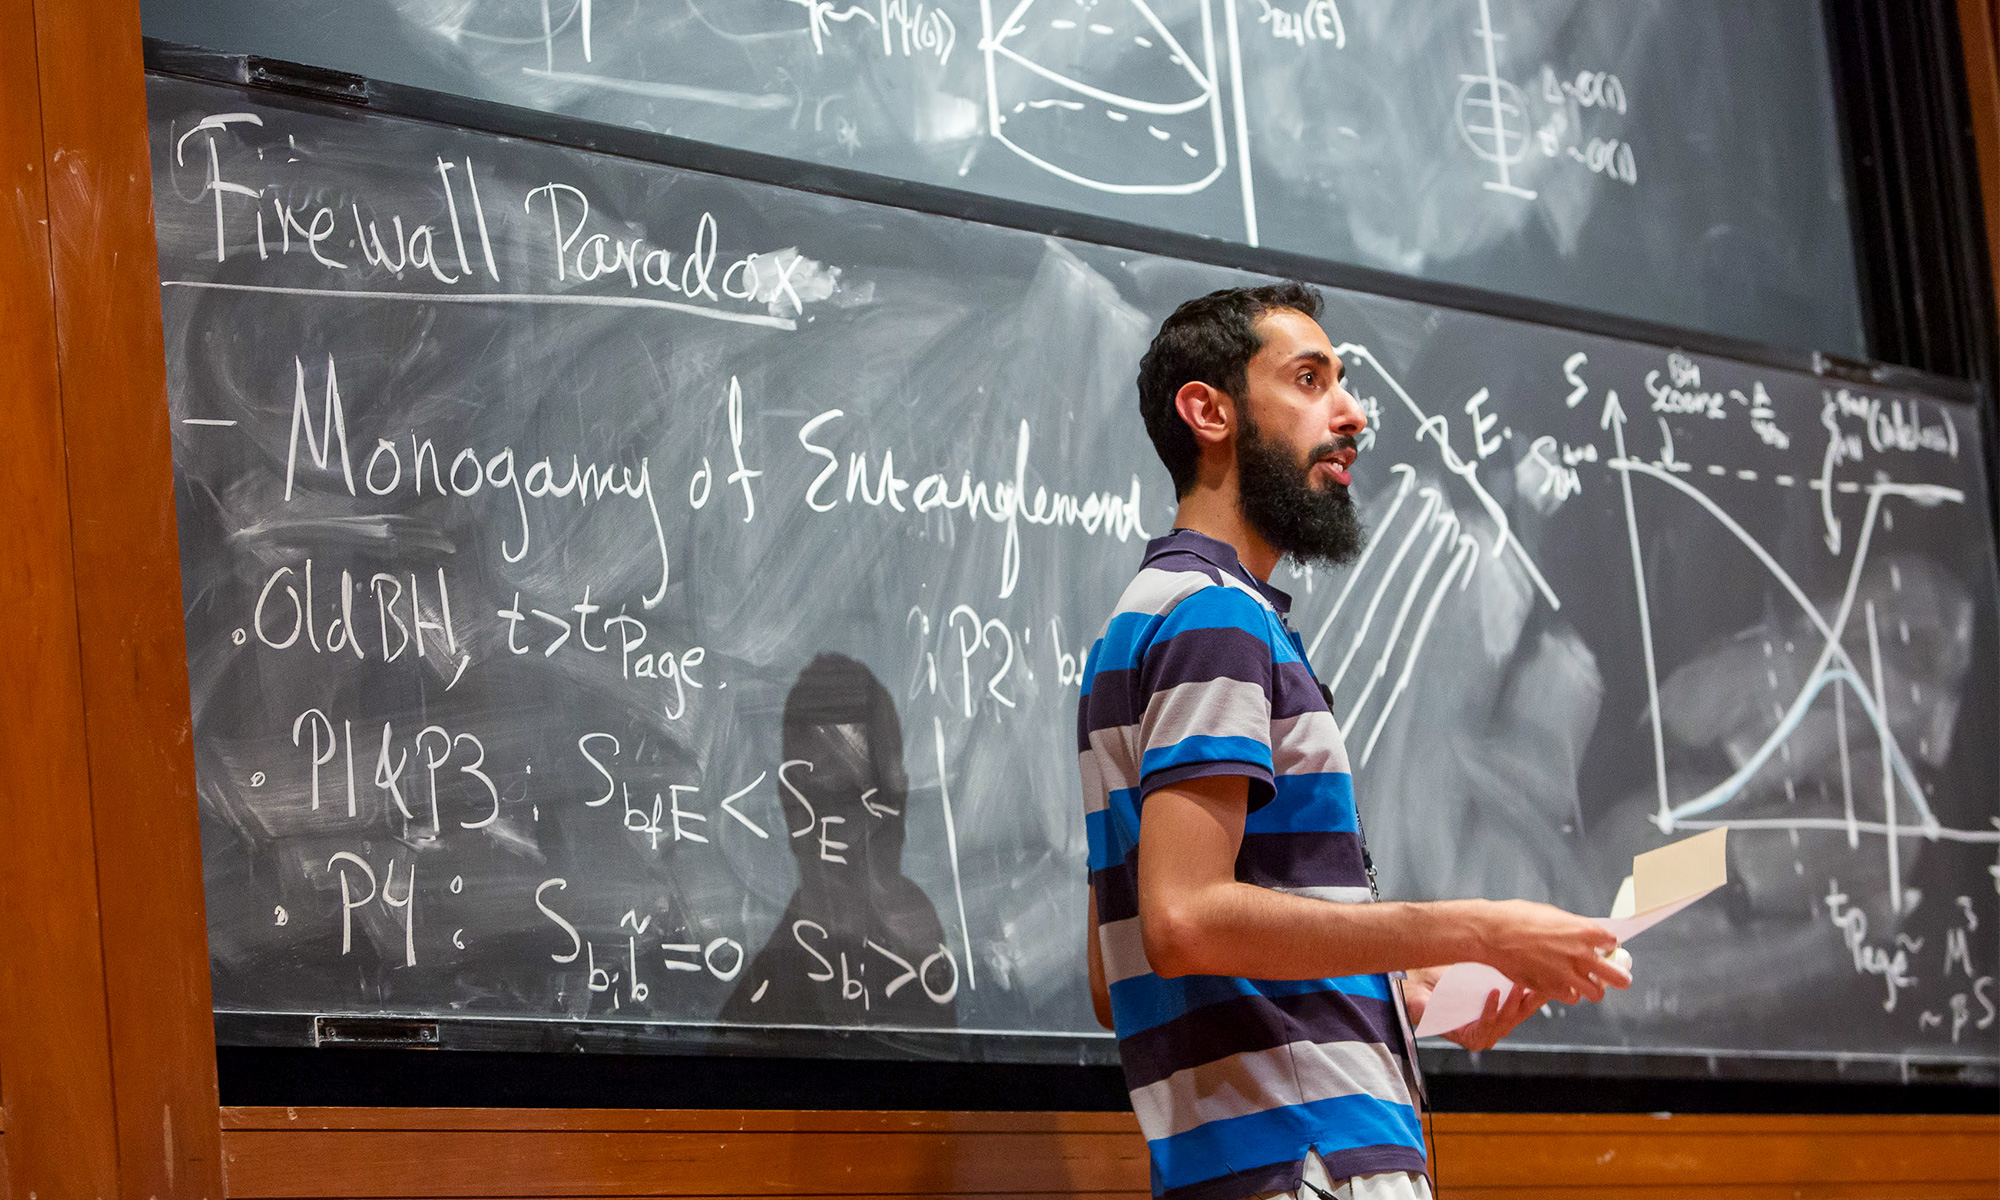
1171, 486, 1282, 582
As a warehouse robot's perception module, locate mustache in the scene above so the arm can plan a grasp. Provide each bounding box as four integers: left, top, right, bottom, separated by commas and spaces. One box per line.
1309, 434, 1359, 466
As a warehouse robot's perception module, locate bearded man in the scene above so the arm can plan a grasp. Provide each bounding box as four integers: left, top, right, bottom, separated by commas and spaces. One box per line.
1079, 284, 1630, 1200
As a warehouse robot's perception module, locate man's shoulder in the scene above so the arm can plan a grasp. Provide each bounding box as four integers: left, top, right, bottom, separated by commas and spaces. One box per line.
1082, 567, 1294, 712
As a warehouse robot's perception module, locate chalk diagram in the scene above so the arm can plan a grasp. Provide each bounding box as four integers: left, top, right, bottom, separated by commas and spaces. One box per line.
1305, 348, 1999, 912
1599, 397, 2000, 910
407, 0, 1272, 239
977, 0, 1229, 195
1307, 462, 1478, 769
1305, 344, 1560, 768
1454, 0, 1536, 200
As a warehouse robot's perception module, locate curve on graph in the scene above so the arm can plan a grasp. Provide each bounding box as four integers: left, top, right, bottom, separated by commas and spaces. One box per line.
1611, 458, 1954, 835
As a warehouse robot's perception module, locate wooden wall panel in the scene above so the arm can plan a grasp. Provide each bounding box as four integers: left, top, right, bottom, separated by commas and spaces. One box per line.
220, 1110, 1150, 1198
29, 0, 227, 1184
218, 1108, 1999, 1199
0, 0, 128, 1191
0, 0, 224, 1196
1430, 1113, 1999, 1197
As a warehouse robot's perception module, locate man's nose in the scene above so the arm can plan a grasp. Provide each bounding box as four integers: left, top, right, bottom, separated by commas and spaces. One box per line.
1330, 382, 1367, 438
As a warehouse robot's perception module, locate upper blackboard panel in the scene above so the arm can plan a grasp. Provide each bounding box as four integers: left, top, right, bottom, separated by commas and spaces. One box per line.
151, 71, 1995, 1074
142, 0, 1867, 357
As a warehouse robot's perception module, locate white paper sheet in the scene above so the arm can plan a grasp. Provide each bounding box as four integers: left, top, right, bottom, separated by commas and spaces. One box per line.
1409, 830, 1727, 1039
1411, 961, 1517, 1038
1594, 892, 1703, 943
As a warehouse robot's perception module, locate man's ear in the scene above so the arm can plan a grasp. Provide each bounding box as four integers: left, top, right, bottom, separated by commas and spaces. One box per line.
1174, 380, 1234, 448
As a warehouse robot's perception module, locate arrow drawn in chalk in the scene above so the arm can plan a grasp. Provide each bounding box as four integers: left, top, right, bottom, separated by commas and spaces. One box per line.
1605, 389, 1672, 830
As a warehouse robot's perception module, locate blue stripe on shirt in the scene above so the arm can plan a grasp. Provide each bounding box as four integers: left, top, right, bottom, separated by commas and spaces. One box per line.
1140, 734, 1273, 780
1084, 793, 1142, 872
1148, 1094, 1425, 1192
1082, 610, 1169, 693
1151, 586, 1298, 665
1243, 772, 1357, 835
1087, 587, 1296, 688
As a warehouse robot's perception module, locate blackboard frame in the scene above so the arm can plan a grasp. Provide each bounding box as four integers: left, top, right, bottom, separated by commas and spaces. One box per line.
143, 36, 2000, 1102
213, 1043, 2000, 1114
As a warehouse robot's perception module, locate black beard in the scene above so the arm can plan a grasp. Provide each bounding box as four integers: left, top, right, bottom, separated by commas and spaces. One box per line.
1236, 412, 1367, 567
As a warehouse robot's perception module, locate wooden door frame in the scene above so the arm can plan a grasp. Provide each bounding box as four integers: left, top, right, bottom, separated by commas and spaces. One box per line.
0, 0, 224, 1196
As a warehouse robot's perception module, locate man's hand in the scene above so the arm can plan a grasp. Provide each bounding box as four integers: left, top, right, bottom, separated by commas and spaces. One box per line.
1475, 900, 1630, 1003
1402, 954, 1628, 1051
1398, 965, 1443, 1033
1442, 983, 1544, 1052
1400, 964, 1539, 1049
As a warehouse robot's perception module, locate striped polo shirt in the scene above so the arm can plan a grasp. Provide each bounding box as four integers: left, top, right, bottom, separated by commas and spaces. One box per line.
1079, 529, 1427, 1200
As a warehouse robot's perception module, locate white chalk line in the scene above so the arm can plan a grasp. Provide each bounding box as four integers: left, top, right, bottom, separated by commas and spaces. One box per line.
1674, 817, 2000, 844
1358, 534, 1476, 768
1609, 402, 1672, 832
161, 280, 799, 331
1307, 464, 1414, 661
1343, 507, 1459, 736
1326, 488, 1440, 703
520, 67, 792, 111
934, 716, 976, 992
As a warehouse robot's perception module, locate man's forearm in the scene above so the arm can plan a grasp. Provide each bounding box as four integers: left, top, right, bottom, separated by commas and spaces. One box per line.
1135, 776, 1623, 999
1143, 879, 1487, 980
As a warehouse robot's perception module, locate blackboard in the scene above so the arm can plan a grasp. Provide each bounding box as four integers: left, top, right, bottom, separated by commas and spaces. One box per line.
150, 69, 1999, 1076
140, 0, 1866, 360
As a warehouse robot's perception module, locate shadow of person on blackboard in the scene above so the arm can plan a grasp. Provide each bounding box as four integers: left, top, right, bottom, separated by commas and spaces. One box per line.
721, 654, 959, 1028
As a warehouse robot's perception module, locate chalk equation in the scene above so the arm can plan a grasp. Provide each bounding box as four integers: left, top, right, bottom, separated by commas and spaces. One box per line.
1454, 0, 1639, 199
158, 80, 1180, 1045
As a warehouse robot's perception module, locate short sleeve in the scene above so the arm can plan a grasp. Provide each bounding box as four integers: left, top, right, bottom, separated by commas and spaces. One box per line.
1135, 585, 1279, 810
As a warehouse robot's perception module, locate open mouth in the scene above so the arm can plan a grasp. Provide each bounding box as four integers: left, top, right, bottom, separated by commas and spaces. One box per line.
1314, 447, 1356, 487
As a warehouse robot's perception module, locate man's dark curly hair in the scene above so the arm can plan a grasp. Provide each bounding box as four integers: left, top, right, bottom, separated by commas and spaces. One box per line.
1136, 282, 1323, 496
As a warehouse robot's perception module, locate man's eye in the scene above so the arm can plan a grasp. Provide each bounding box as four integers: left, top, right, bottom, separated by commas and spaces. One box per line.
1301, 371, 1316, 387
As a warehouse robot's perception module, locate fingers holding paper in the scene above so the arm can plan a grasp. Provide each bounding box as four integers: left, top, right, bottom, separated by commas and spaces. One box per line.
1409, 951, 1633, 1041
1409, 925, 1634, 1040
1479, 899, 1629, 1002
1410, 831, 1724, 1040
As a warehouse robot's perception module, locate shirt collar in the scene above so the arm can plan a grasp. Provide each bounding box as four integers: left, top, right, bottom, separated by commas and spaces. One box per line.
1143, 528, 1295, 615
